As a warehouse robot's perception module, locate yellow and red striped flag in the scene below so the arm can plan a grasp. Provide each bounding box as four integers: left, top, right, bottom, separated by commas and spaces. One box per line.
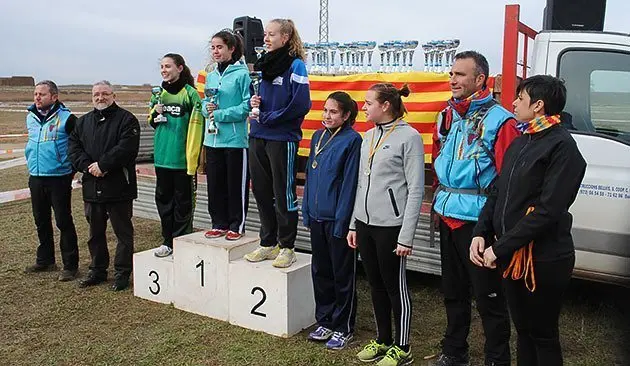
195, 70, 495, 163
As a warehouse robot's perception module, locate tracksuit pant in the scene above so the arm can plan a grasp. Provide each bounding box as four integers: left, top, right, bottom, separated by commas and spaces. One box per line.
439, 219, 511, 365
28, 174, 79, 271
356, 220, 412, 347
249, 137, 298, 249
205, 147, 249, 233
310, 220, 358, 334
155, 167, 195, 248
503, 255, 574, 366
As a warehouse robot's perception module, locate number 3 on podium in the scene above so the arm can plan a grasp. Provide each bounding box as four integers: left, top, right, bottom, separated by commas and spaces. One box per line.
149, 270, 160, 295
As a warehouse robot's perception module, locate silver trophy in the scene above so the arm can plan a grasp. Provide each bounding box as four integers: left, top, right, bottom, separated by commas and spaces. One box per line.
367, 41, 376, 73
254, 46, 266, 60
422, 43, 432, 72
249, 71, 263, 119
378, 43, 387, 73
405, 40, 419, 72
304, 42, 313, 73
429, 40, 439, 72
393, 41, 404, 73
151, 86, 167, 123
204, 87, 219, 134
338, 43, 348, 74
329, 42, 339, 74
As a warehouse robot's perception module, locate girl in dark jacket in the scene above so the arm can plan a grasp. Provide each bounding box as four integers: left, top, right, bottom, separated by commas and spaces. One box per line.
470, 75, 586, 366
302, 92, 362, 350
243, 19, 311, 268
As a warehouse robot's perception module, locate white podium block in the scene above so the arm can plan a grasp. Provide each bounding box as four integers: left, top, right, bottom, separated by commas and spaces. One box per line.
172, 232, 259, 321
228, 252, 316, 337
133, 249, 174, 305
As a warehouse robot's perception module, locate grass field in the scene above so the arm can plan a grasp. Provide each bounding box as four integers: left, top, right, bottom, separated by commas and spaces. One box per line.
0, 192, 628, 365
0, 164, 28, 191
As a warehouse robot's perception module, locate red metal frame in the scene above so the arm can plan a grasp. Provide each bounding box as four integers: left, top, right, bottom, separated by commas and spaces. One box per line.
500, 4, 539, 109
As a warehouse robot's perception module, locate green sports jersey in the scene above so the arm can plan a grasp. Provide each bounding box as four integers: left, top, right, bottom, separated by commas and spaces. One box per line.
149, 84, 203, 174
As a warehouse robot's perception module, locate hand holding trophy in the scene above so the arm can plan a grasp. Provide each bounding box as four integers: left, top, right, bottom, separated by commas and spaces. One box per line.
204, 87, 219, 134
151, 86, 167, 123
249, 71, 262, 120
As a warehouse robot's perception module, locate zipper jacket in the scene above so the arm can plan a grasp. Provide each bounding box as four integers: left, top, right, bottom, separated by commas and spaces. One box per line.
349, 120, 425, 247
473, 125, 586, 263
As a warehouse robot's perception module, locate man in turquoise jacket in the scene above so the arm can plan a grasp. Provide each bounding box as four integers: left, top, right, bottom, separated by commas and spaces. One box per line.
24, 80, 79, 282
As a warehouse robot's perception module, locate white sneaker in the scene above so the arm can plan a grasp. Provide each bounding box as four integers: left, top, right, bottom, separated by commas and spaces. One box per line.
154, 245, 173, 258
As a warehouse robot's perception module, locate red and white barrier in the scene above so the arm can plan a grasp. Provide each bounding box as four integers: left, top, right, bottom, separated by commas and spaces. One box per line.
0, 148, 25, 155
0, 180, 81, 204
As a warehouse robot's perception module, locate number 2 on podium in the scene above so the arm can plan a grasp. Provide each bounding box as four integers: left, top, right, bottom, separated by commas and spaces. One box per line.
250, 287, 267, 317
195, 259, 205, 287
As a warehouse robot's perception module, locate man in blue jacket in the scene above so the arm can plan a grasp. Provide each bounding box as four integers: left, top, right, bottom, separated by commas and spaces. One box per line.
24, 80, 79, 282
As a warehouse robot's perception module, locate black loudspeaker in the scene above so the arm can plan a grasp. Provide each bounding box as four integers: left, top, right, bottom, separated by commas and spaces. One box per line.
543, 0, 606, 31
233, 16, 264, 64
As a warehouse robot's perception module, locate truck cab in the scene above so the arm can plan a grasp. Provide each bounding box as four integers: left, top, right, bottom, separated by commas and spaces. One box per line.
505, 21, 630, 285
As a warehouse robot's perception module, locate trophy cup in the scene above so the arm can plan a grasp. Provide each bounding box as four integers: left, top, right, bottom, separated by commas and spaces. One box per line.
338, 43, 347, 74
249, 71, 263, 119
329, 42, 339, 74
254, 46, 266, 60
378, 43, 387, 73
422, 43, 432, 72
304, 43, 313, 73
204, 87, 219, 134
151, 86, 167, 123
406, 40, 419, 72
367, 41, 377, 73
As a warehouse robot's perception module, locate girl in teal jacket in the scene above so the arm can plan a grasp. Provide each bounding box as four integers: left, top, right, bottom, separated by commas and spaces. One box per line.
201, 29, 252, 241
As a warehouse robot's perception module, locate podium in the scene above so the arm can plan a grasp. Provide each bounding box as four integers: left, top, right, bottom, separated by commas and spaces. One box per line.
133, 232, 316, 338
228, 252, 316, 337
172, 232, 258, 321
133, 249, 174, 305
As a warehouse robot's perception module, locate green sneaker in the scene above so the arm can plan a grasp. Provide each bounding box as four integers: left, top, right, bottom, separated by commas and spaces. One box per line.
357, 340, 390, 362
272, 248, 297, 268
244, 245, 280, 262
376, 345, 413, 366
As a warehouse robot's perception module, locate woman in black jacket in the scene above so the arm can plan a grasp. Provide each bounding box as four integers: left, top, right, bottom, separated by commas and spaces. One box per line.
469, 75, 586, 366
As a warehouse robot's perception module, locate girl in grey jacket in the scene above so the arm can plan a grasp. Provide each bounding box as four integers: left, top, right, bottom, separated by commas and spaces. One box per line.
347, 83, 424, 366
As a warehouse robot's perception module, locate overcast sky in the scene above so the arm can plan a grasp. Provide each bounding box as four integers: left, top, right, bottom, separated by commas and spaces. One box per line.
1, 0, 628, 85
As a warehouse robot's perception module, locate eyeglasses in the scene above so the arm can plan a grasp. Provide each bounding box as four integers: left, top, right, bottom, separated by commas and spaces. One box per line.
92, 92, 113, 98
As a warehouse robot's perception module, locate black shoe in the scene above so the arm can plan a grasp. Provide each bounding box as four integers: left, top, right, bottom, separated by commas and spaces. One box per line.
430, 353, 470, 366
58, 269, 78, 282
111, 276, 130, 291
78, 273, 107, 288
24, 263, 57, 273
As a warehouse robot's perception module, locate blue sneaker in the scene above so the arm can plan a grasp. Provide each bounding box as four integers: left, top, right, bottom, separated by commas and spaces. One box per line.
308, 326, 333, 341
326, 331, 353, 350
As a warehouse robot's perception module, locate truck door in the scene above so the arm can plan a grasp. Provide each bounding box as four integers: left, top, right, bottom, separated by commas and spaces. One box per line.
557, 49, 630, 285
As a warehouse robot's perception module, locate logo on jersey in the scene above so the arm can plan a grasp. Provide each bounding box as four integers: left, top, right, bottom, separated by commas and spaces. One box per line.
163, 104, 183, 117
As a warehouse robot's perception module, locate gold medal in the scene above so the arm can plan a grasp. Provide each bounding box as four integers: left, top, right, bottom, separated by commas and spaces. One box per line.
311, 125, 342, 170
364, 120, 401, 178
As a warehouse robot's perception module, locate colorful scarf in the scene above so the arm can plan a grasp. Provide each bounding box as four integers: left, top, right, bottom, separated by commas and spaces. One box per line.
447, 87, 492, 117
516, 114, 562, 134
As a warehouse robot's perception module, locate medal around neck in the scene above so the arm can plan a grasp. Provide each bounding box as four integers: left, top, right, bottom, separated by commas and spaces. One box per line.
311, 123, 342, 170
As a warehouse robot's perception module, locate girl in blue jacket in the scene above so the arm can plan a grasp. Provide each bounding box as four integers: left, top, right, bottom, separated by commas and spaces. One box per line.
202, 29, 252, 241
302, 91, 362, 350
243, 19, 311, 268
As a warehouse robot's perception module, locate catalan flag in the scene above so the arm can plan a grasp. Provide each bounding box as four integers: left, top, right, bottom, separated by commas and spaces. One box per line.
195, 69, 494, 163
